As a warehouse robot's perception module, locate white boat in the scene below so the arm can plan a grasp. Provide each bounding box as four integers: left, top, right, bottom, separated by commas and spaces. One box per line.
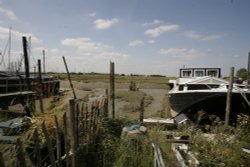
168, 68, 250, 124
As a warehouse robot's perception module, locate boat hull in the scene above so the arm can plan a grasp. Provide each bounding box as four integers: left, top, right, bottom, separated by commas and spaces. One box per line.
169, 91, 250, 123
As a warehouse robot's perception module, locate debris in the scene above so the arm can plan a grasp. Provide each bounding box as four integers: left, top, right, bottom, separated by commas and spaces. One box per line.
122, 124, 147, 137
174, 114, 190, 124
242, 144, 250, 154
0, 116, 32, 135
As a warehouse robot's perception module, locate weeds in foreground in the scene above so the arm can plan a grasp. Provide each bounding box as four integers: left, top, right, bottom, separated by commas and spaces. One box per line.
113, 136, 153, 167
175, 115, 250, 167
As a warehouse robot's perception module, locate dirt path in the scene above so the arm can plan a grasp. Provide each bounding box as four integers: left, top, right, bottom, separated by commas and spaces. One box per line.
141, 89, 170, 118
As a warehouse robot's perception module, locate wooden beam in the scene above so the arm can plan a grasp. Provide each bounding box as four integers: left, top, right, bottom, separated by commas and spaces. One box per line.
62, 56, 77, 99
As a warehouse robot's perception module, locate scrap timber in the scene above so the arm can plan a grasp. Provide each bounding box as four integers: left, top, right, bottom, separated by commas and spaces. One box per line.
0, 91, 34, 109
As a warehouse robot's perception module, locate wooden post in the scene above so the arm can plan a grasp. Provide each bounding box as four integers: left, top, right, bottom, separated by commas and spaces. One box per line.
62, 56, 77, 99
110, 61, 115, 119
33, 128, 42, 167
140, 97, 144, 123
68, 98, 77, 167
22, 36, 31, 91
0, 152, 6, 167
63, 112, 70, 167
38, 59, 44, 113
54, 115, 62, 167
15, 138, 26, 167
41, 121, 56, 167
104, 89, 109, 117
75, 103, 79, 147
23, 36, 35, 116
225, 67, 234, 125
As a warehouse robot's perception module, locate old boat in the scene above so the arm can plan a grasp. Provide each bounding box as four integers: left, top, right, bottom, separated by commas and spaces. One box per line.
168, 68, 250, 123
0, 71, 60, 108
0, 71, 60, 95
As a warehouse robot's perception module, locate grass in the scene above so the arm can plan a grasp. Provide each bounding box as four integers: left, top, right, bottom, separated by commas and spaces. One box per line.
173, 118, 250, 167
111, 125, 180, 167
116, 90, 153, 113
3, 72, 250, 166
52, 73, 172, 89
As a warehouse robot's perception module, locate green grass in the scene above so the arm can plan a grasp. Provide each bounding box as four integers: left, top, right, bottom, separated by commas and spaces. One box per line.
174, 120, 250, 167
116, 90, 153, 112
112, 126, 178, 167
52, 73, 173, 89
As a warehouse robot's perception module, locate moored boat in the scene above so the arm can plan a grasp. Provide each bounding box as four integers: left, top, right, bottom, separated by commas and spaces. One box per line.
168, 68, 250, 124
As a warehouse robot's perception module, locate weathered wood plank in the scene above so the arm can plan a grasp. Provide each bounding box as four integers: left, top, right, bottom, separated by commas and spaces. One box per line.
0, 152, 6, 167
41, 121, 56, 167
54, 115, 62, 167
15, 138, 27, 167
33, 127, 42, 167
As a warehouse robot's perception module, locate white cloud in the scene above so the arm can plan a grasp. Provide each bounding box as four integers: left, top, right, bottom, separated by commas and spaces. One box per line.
142, 19, 163, 27
159, 48, 202, 60
148, 40, 155, 44
61, 37, 128, 61
60, 37, 129, 73
88, 12, 96, 17
128, 40, 144, 47
94, 18, 119, 29
62, 38, 111, 53
144, 24, 179, 37
0, 3, 17, 20
0, 26, 42, 43
184, 31, 225, 41
32, 47, 60, 57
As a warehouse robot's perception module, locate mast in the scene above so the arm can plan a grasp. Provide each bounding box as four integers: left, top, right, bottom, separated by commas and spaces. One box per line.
8, 27, 12, 72
248, 52, 250, 88
43, 50, 45, 73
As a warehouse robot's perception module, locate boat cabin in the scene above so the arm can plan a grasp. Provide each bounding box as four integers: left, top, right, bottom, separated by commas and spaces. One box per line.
179, 68, 221, 78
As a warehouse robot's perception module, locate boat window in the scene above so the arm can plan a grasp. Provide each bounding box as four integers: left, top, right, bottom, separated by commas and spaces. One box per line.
194, 70, 204, 77
207, 70, 218, 77
187, 84, 210, 90
209, 85, 220, 88
182, 70, 192, 78
0, 80, 6, 84
178, 85, 184, 91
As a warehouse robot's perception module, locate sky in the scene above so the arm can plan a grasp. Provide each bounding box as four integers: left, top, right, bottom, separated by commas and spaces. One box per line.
0, 0, 250, 76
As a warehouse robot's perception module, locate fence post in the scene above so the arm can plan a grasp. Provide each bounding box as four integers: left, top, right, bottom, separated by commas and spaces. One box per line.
41, 121, 56, 167
54, 114, 62, 167
63, 56, 77, 99
76, 103, 80, 147
63, 112, 70, 167
0, 152, 6, 167
225, 67, 234, 125
140, 97, 145, 123
104, 89, 109, 117
15, 138, 27, 167
110, 61, 115, 119
68, 98, 78, 167
38, 59, 44, 113
33, 128, 42, 167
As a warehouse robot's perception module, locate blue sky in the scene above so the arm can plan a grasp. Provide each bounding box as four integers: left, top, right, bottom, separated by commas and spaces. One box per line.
0, 0, 250, 76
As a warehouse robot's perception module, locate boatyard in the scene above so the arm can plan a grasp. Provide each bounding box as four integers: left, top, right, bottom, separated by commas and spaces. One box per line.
1, 1, 250, 166
0, 47, 250, 166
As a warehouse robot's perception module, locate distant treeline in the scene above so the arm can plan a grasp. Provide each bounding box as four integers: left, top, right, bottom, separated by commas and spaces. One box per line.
48, 72, 166, 77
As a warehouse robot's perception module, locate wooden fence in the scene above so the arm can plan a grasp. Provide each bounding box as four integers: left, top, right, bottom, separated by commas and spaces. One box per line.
0, 95, 108, 167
